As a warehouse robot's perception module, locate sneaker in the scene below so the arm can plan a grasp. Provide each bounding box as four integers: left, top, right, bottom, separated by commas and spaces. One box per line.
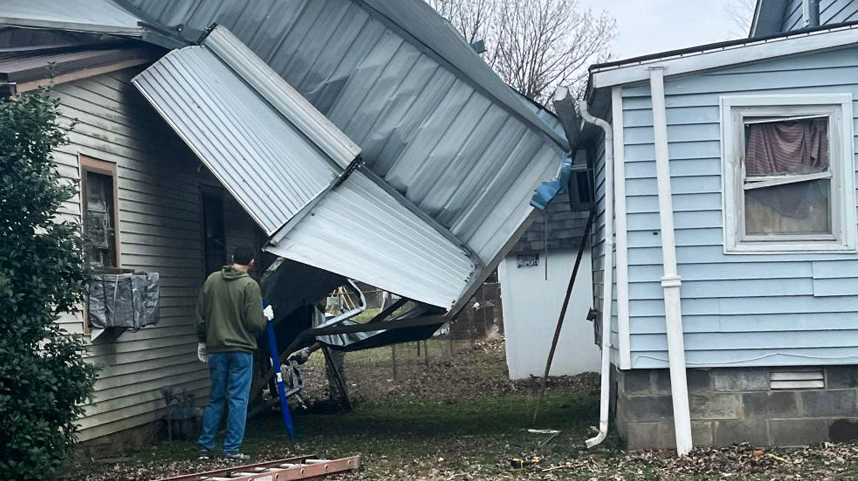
223, 452, 250, 461
198, 449, 211, 460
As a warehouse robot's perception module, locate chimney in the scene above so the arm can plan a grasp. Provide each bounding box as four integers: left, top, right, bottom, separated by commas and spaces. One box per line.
803, 0, 820, 28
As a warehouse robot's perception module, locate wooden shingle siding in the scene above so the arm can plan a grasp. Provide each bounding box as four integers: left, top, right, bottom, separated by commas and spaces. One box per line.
620, 46, 858, 369
51, 67, 260, 441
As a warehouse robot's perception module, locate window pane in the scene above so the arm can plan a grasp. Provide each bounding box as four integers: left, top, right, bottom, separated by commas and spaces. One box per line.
745, 179, 831, 235
744, 117, 829, 177
84, 171, 117, 267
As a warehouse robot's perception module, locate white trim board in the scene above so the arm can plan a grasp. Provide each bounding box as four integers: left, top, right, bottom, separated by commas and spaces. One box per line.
591, 24, 858, 89
610, 86, 631, 370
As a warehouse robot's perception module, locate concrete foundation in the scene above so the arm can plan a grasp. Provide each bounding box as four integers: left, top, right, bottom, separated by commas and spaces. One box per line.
615, 366, 858, 449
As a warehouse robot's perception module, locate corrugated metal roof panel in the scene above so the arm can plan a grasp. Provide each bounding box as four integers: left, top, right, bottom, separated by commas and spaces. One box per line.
202, 27, 360, 170
118, 0, 571, 309
1, 0, 142, 35
132, 26, 473, 309
132, 44, 338, 235
267, 170, 475, 308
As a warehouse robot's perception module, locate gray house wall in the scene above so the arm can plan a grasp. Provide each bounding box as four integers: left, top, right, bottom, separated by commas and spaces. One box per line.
52, 67, 261, 443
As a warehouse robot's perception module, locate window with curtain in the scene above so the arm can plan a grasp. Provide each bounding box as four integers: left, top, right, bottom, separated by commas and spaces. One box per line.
743, 116, 831, 236
721, 94, 856, 253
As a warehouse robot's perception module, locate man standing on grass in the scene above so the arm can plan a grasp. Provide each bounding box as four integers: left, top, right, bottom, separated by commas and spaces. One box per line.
195, 246, 273, 461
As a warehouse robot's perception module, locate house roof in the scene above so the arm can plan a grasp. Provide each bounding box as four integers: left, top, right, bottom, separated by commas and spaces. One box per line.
750, 0, 789, 38
0, 41, 156, 95
1, 0, 142, 36
587, 20, 858, 93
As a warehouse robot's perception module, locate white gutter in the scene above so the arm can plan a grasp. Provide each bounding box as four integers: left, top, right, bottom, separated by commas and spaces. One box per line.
649, 67, 693, 456
577, 100, 614, 450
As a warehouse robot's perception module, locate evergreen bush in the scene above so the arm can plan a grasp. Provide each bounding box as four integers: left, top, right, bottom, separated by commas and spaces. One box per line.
0, 89, 97, 480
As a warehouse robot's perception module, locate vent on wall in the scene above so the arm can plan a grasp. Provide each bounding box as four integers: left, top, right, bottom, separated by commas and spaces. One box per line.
770, 368, 825, 390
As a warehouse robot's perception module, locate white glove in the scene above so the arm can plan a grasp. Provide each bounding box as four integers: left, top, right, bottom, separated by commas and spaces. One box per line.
263, 305, 275, 321
197, 342, 207, 363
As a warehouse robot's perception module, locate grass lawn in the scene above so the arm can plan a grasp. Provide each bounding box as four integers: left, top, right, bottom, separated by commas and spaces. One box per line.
64, 340, 858, 480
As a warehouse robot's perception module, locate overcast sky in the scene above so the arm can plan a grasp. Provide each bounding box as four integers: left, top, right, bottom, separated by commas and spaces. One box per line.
579, 0, 753, 60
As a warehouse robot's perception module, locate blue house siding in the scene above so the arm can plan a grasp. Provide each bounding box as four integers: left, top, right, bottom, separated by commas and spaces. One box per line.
590, 133, 621, 363
619, 45, 858, 369
781, 0, 858, 32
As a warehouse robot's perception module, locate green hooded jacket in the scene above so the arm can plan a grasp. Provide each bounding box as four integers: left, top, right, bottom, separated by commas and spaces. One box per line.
195, 266, 265, 353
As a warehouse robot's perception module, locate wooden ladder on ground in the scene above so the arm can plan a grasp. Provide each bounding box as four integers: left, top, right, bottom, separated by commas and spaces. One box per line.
153, 455, 359, 481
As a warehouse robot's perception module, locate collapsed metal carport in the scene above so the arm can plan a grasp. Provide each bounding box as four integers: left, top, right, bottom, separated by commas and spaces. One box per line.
5, 0, 570, 336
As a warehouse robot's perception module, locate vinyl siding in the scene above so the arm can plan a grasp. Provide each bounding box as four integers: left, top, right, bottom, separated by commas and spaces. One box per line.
781, 0, 858, 32
52, 68, 261, 441
618, 45, 858, 369
590, 133, 619, 364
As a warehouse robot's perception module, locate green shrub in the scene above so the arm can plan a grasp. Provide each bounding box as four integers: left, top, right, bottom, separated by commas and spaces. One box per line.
0, 90, 97, 480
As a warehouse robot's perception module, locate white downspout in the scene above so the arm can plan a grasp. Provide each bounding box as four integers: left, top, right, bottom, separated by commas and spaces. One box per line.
649, 67, 693, 455
577, 100, 614, 450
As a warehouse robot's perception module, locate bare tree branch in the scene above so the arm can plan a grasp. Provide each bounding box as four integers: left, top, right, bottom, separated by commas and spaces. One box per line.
724, 0, 756, 38
427, 0, 616, 102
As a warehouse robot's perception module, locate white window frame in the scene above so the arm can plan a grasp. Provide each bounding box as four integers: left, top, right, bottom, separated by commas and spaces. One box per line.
720, 94, 856, 254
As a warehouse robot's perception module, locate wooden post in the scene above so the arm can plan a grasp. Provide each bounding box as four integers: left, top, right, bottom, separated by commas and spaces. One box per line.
391, 344, 398, 381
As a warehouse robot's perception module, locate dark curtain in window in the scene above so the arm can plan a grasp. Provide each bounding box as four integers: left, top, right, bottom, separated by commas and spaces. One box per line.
744, 118, 830, 230
745, 117, 829, 176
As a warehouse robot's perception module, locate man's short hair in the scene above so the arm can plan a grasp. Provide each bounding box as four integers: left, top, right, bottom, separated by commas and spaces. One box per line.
232, 246, 255, 266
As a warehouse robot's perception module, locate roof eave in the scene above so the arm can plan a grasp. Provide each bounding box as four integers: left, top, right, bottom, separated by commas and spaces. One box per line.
589, 22, 858, 91
0, 17, 144, 37
750, 0, 787, 38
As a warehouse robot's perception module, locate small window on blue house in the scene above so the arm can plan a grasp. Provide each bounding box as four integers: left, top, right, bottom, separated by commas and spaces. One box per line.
721, 94, 857, 253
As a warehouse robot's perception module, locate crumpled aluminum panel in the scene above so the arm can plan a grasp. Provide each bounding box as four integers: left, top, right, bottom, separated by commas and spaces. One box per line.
116, 0, 567, 279
132, 45, 338, 235
267, 171, 475, 308
133, 26, 475, 309
1, 0, 142, 35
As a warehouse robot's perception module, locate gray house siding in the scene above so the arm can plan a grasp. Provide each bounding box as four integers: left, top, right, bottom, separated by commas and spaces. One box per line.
52, 67, 260, 441
618, 46, 858, 369
781, 0, 858, 32
782, 0, 804, 31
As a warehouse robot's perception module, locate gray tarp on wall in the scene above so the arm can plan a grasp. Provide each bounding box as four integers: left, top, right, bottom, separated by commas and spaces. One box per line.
88, 272, 160, 330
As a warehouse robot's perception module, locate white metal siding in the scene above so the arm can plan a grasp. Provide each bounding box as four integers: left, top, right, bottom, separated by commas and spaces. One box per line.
267, 171, 476, 308
132, 46, 337, 235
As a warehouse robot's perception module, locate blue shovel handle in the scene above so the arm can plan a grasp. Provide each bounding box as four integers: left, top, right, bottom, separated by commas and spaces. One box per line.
264, 301, 295, 439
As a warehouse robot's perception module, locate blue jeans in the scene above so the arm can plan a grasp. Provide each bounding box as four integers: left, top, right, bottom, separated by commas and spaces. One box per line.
198, 351, 253, 454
